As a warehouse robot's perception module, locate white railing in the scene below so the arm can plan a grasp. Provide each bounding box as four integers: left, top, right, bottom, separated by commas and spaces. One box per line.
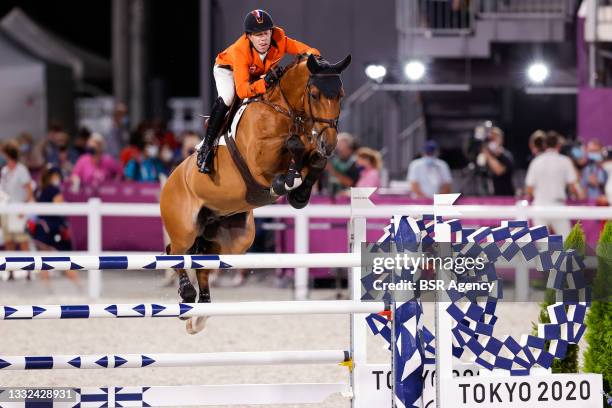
1, 199, 610, 300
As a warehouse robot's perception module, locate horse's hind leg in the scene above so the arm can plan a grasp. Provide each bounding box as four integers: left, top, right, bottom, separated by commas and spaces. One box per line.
161, 217, 199, 305
167, 242, 197, 305
185, 269, 213, 335
186, 212, 255, 334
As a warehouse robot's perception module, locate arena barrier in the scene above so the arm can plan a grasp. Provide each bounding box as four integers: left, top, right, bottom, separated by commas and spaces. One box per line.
0, 188, 605, 407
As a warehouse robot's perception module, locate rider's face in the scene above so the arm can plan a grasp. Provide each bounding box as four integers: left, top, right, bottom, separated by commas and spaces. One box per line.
248, 30, 272, 54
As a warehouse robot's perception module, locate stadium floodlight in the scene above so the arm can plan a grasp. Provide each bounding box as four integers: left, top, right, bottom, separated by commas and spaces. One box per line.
365, 64, 387, 82
527, 62, 550, 84
404, 60, 426, 81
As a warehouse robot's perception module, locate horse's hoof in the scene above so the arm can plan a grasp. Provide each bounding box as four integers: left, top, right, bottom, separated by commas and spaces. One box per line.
272, 174, 288, 196
178, 283, 197, 309
288, 187, 311, 209
186, 316, 208, 334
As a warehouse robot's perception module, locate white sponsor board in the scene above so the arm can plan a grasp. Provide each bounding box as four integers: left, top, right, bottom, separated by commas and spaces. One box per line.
355, 363, 480, 407
355, 364, 602, 408
452, 373, 603, 407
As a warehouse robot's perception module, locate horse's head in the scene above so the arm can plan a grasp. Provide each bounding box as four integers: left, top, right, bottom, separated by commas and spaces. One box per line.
274, 54, 351, 158
267, 54, 351, 209
304, 54, 351, 157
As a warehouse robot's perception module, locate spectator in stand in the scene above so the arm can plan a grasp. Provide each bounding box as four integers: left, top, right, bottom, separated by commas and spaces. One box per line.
71, 132, 122, 189
16, 132, 38, 173
152, 118, 179, 151
120, 131, 144, 167
602, 147, 612, 205
0, 141, 33, 279
124, 132, 167, 182
580, 139, 608, 200
53, 131, 79, 179
525, 132, 583, 237
104, 102, 129, 158
52, 131, 79, 165
29, 123, 65, 172
28, 166, 80, 287
327, 132, 360, 196
73, 127, 91, 157
480, 126, 515, 196
167, 131, 201, 172
181, 131, 200, 160
569, 141, 587, 171
355, 147, 382, 188
159, 144, 176, 174
407, 140, 452, 199
528, 130, 546, 162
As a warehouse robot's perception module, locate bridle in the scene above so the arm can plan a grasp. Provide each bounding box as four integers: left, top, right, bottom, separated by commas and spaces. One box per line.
257, 69, 341, 156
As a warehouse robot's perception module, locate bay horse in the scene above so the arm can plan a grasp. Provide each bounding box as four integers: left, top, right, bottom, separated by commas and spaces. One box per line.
160, 54, 351, 334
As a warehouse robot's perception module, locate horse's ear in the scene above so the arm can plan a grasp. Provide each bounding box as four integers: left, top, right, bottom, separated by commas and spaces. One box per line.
333, 54, 351, 73
307, 54, 322, 74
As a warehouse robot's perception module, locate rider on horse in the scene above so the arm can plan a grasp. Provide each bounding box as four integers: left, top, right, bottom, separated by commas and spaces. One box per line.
198, 9, 320, 174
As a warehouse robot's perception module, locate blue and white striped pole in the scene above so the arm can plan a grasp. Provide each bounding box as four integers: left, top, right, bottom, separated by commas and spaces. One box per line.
0, 350, 350, 370
0, 300, 384, 320
0, 253, 360, 272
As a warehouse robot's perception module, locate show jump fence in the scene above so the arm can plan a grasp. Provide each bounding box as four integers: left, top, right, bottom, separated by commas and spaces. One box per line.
0, 189, 605, 407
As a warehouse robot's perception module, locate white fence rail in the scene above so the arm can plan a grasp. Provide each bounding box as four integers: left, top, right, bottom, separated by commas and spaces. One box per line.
1, 199, 610, 300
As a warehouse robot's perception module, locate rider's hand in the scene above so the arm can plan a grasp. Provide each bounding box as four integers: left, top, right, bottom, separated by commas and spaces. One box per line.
264, 66, 284, 87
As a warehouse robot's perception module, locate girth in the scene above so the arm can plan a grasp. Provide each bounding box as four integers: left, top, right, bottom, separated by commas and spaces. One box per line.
222, 132, 278, 207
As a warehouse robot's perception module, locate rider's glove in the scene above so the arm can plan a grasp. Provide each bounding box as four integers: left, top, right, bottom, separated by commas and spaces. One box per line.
264, 66, 284, 87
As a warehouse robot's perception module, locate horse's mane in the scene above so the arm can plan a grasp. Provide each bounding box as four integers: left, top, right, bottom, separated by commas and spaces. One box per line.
283, 53, 309, 72
264, 54, 309, 99
269, 54, 345, 99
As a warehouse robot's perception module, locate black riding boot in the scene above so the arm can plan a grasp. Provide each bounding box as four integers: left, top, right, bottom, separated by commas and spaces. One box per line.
198, 97, 230, 174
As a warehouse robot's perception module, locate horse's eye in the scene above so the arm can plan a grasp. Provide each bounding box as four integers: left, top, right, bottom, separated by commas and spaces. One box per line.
310, 92, 320, 101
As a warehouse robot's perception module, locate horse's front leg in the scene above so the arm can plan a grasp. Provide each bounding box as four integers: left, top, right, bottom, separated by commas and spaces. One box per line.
272, 135, 305, 196
287, 150, 327, 209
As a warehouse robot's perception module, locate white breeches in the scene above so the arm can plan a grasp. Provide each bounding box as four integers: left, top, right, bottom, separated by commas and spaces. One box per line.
213, 65, 235, 107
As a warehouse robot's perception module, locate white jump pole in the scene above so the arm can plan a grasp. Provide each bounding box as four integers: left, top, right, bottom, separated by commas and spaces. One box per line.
0, 300, 384, 320
0, 350, 350, 370
0, 253, 361, 272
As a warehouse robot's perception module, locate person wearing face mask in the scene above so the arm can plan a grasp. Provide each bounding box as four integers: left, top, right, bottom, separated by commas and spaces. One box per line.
16, 132, 37, 172
197, 9, 320, 174
327, 132, 361, 196
355, 147, 382, 188
407, 140, 452, 199
124, 135, 167, 183
580, 139, 608, 200
71, 133, 122, 189
479, 126, 515, 196
28, 166, 81, 288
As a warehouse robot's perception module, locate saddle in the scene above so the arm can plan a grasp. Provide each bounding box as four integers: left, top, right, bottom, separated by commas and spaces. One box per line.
213, 99, 278, 207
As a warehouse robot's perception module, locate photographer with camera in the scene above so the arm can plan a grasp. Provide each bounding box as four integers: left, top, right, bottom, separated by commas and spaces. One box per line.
476, 126, 515, 196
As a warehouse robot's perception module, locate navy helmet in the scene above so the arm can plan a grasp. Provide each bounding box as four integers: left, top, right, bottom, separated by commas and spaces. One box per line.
244, 9, 274, 33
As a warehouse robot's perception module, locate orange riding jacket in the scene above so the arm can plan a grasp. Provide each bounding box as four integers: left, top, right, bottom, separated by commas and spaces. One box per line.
215, 27, 320, 99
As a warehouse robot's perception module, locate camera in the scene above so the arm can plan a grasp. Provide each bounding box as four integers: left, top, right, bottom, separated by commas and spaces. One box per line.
466, 121, 494, 164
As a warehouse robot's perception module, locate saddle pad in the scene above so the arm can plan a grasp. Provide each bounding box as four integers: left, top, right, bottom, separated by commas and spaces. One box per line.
196, 102, 249, 151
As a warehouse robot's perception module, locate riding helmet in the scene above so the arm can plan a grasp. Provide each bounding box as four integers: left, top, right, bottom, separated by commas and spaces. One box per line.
244, 9, 274, 33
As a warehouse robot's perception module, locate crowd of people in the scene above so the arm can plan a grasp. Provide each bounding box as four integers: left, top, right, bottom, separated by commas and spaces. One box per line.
0, 104, 203, 282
